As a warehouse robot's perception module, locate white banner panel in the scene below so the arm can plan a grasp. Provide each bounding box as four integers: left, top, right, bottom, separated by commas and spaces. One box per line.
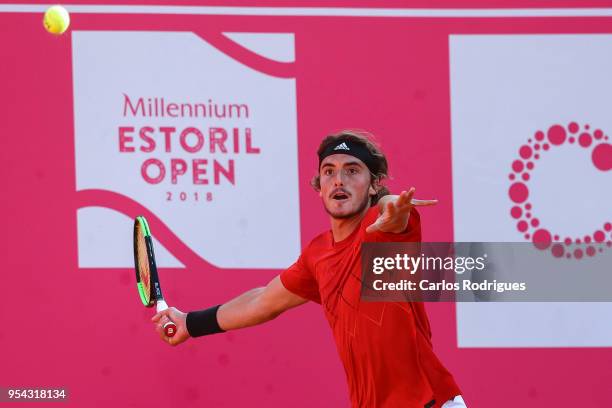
450, 34, 612, 347
73, 31, 300, 269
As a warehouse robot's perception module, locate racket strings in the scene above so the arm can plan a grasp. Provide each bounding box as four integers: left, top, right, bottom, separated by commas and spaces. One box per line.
135, 226, 151, 302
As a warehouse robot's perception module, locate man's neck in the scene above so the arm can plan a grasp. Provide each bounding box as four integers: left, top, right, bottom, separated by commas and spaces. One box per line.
330, 206, 370, 242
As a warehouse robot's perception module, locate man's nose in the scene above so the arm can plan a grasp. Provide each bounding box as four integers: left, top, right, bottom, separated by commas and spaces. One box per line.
333, 171, 345, 186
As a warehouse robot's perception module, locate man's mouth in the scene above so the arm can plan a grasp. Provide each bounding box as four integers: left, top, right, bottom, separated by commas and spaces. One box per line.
331, 190, 350, 201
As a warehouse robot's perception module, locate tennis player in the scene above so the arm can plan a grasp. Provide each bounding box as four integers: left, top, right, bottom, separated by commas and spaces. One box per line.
152, 130, 466, 408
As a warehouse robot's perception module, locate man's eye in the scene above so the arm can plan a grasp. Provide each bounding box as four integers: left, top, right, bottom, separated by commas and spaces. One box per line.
347, 168, 358, 174
324, 169, 333, 176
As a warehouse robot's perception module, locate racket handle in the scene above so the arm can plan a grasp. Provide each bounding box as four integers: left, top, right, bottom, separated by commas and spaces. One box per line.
163, 321, 177, 337
156, 300, 177, 338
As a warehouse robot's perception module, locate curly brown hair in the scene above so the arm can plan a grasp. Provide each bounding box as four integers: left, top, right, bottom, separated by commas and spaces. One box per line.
311, 130, 390, 206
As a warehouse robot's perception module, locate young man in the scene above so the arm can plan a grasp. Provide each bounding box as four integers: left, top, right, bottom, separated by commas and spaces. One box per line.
152, 131, 466, 408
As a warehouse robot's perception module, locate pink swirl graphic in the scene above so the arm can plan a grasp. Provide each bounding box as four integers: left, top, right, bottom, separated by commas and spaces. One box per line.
193, 30, 296, 78
508, 122, 612, 259
76, 189, 215, 269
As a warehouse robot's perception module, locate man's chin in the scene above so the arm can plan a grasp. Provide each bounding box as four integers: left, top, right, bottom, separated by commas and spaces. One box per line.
324, 202, 364, 219
327, 210, 356, 219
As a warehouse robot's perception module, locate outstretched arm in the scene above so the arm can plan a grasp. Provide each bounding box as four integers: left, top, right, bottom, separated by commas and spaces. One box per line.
217, 275, 307, 330
152, 275, 307, 346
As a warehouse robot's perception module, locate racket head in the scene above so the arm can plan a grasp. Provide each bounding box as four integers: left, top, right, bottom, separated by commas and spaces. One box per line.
134, 216, 155, 308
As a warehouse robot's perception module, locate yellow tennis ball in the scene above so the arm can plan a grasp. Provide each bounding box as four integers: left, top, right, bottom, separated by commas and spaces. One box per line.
43, 5, 70, 35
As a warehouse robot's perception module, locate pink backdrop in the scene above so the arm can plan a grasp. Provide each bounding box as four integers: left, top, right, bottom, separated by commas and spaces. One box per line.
2, 2, 612, 407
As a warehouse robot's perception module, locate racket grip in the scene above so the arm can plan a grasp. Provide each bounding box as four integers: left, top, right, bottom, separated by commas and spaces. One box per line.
156, 300, 177, 338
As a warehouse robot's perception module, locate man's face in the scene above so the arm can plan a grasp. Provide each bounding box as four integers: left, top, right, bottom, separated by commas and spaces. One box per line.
319, 154, 376, 219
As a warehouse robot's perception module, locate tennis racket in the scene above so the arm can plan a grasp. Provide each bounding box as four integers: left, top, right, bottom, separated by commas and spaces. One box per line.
133, 216, 177, 337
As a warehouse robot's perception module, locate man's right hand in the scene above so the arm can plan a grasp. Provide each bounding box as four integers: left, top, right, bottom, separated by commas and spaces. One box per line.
152, 307, 190, 346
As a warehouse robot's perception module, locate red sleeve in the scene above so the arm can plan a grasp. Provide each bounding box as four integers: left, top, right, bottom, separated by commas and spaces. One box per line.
363, 205, 422, 243
279, 250, 321, 304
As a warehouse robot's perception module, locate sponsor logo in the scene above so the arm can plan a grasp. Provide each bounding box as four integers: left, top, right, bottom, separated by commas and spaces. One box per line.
508, 122, 612, 258
333, 142, 350, 151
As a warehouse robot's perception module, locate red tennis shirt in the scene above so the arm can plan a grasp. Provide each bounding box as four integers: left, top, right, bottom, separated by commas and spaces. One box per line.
280, 206, 461, 408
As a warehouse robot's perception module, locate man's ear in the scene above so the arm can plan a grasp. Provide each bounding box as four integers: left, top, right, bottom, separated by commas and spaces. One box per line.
311, 175, 322, 196
369, 177, 379, 197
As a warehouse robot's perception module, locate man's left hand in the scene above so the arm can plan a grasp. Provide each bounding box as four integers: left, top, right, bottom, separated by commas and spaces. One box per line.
365, 187, 437, 234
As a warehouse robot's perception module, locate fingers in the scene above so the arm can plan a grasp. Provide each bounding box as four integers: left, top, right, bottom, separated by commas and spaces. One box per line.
365, 221, 381, 233
154, 320, 167, 341
385, 200, 397, 217
396, 188, 415, 208
153, 314, 177, 345
397, 187, 438, 207
395, 189, 415, 211
151, 307, 187, 347
394, 189, 415, 216
160, 314, 171, 328
411, 199, 438, 206
151, 309, 168, 323
154, 311, 173, 331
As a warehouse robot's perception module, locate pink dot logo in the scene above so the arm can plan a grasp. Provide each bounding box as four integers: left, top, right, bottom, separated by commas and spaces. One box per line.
508, 122, 612, 259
